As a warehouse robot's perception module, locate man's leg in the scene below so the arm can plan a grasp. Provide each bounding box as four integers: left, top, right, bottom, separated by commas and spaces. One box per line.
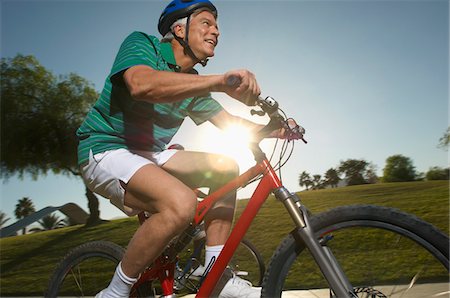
162, 151, 261, 297
97, 163, 197, 298
120, 163, 198, 278
162, 150, 239, 247
84, 149, 199, 298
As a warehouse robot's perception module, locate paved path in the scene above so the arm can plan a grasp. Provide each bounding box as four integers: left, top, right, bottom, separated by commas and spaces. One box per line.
181, 282, 450, 297
280, 283, 450, 297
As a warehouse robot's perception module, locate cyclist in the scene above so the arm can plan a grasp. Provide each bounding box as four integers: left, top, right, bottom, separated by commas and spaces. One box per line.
77, 0, 293, 297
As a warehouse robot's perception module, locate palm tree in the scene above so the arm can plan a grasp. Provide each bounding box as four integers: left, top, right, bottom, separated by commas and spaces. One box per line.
312, 174, 324, 190
438, 126, 450, 150
324, 168, 341, 188
299, 171, 313, 191
0, 211, 11, 229
14, 197, 36, 234
30, 214, 66, 232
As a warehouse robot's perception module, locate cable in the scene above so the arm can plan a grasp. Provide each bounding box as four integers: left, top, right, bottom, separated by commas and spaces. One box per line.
245, 107, 300, 186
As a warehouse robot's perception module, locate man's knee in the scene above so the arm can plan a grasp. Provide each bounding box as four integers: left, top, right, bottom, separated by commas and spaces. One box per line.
164, 191, 197, 230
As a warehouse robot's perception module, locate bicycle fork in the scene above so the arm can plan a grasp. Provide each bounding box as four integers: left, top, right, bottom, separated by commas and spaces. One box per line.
274, 187, 356, 298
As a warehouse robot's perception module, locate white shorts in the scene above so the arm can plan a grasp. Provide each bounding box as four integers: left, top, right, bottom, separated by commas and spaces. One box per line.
81, 148, 178, 216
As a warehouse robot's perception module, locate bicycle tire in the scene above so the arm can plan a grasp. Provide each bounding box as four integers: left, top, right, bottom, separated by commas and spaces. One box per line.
238, 238, 266, 286
261, 204, 449, 297
46, 241, 124, 298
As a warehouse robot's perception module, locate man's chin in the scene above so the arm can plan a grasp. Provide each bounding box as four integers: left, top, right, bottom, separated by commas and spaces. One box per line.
202, 52, 215, 60
201, 48, 215, 58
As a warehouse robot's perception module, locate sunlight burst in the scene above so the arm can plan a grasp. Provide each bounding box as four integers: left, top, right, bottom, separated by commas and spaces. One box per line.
204, 123, 254, 170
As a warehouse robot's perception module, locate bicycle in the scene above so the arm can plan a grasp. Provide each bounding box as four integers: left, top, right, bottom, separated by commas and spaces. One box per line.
46, 217, 264, 297
47, 95, 449, 297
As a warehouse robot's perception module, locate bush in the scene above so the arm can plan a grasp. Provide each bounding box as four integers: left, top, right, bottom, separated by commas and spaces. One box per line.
426, 167, 449, 181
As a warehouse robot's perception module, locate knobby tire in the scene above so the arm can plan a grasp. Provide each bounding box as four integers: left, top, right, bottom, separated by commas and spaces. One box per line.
261, 204, 449, 298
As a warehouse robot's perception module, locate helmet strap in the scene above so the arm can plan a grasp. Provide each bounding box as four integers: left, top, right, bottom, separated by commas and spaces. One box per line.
172, 15, 208, 67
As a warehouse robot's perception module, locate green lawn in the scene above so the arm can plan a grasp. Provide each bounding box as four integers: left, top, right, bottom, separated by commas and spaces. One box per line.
0, 181, 448, 296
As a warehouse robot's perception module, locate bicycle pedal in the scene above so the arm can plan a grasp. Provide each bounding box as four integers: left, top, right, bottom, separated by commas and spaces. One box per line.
188, 275, 202, 281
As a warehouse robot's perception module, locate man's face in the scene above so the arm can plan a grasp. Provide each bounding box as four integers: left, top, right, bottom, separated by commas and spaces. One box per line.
187, 10, 219, 60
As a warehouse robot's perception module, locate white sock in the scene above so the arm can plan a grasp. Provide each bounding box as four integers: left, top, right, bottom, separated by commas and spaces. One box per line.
205, 244, 224, 269
102, 262, 138, 298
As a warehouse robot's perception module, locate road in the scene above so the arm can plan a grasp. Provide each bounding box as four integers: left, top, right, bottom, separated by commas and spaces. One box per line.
181, 282, 450, 297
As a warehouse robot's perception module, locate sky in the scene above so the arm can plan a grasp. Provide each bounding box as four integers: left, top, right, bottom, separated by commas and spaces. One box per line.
1, 0, 448, 223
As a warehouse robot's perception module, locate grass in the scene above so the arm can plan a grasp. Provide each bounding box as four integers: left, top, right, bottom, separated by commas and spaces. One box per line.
0, 181, 448, 296
241, 181, 449, 261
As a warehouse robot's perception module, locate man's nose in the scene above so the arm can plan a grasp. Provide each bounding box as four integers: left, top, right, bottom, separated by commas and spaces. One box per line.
212, 26, 220, 37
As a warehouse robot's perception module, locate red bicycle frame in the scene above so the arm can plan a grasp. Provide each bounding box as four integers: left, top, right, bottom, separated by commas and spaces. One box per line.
132, 157, 282, 297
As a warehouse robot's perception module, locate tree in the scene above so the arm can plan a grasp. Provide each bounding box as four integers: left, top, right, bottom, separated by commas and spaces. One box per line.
365, 163, 379, 184
426, 166, 449, 181
382, 154, 417, 182
1, 55, 101, 225
311, 174, 324, 190
324, 168, 340, 188
0, 212, 11, 229
438, 127, 450, 150
299, 171, 313, 190
14, 197, 36, 234
30, 213, 66, 232
338, 159, 372, 186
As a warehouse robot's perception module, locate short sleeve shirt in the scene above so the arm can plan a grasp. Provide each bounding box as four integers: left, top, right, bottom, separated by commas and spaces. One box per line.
76, 31, 223, 165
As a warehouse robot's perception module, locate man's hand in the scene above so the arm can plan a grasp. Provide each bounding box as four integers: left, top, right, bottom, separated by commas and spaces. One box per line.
270, 119, 303, 140
222, 70, 260, 106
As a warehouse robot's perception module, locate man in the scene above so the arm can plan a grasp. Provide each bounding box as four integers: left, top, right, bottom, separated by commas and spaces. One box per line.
77, 0, 290, 296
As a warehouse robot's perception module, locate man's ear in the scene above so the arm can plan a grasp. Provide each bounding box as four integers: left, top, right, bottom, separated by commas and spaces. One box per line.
173, 24, 186, 39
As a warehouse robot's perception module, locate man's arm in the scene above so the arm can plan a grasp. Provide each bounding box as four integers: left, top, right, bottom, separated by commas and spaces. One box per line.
209, 110, 276, 138
123, 65, 260, 105
123, 65, 221, 103
209, 110, 297, 139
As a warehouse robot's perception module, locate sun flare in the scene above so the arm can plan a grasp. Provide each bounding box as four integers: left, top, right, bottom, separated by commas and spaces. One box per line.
202, 123, 255, 170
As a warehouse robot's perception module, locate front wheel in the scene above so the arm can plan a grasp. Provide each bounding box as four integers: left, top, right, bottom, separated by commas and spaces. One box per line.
261, 205, 449, 297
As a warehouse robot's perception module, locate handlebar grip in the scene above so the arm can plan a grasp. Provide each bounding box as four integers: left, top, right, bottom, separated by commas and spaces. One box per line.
226, 76, 241, 87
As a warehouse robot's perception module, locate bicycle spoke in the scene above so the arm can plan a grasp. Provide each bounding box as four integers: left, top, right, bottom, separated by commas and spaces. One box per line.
262, 206, 449, 298
69, 266, 84, 297
47, 241, 124, 297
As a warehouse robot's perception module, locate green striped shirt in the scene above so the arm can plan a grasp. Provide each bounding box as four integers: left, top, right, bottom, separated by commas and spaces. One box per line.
76, 31, 223, 165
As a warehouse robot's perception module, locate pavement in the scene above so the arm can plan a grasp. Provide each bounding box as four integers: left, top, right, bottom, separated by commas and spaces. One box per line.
279, 283, 450, 298
181, 282, 450, 298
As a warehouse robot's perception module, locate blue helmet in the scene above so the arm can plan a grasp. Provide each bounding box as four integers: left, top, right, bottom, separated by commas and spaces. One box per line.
158, 0, 217, 36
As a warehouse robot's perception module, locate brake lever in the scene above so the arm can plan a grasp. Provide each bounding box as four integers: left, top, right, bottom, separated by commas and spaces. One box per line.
285, 123, 308, 144
252, 95, 308, 144
294, 127, 308, 144
250, 109, 266, 116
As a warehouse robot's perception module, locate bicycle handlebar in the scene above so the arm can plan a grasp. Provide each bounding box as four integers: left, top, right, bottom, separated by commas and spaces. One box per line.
253, 96, 307, 144
226, 75, 307, 143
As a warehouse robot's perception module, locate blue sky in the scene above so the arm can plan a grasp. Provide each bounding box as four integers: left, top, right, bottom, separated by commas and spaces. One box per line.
1, 0, 448, 222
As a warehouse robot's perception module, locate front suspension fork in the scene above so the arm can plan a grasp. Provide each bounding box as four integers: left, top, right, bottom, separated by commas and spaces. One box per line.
273, 187, 356, 298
